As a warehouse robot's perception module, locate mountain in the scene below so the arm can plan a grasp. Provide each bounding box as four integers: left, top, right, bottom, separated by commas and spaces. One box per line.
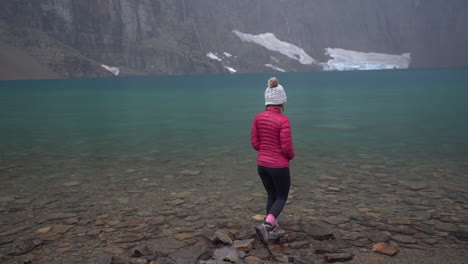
0, 0, 467, 80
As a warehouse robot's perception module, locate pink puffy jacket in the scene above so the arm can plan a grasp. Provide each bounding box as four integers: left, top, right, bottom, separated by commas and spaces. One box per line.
251, 106, 295, 168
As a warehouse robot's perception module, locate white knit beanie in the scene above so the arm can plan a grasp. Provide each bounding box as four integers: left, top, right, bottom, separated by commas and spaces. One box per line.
265, 84, 287, 105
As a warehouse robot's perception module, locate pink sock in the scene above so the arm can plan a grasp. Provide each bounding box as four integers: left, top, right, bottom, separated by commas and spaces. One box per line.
265, 214, 277, 226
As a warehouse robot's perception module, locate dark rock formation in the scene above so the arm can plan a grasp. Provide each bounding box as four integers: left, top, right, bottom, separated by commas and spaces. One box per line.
0, 0, 467, 80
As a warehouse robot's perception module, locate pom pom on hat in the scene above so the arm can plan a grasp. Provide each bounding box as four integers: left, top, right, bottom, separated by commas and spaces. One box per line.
265, 77, 287, 105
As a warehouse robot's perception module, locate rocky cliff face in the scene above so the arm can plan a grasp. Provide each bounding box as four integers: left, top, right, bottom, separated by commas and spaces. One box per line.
0, 0, 467, 80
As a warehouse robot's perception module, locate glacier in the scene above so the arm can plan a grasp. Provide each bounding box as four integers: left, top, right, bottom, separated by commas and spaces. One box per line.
323, 48, 411, 71
101, 64, 120, 76
233, 30, 316, 65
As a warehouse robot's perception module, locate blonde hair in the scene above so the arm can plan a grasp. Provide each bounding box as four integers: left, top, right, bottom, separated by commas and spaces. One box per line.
268, 77, 279, 88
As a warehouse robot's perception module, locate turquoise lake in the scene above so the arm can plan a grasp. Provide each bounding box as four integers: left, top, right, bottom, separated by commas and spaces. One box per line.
1, 69, 468, 263
1, 68, 467, 165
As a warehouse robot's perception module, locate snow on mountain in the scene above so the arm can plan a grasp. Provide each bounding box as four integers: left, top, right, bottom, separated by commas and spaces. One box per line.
323, 48, 411, 71
265, 64, 286, 72
223, 52, 232, 58
207, 52, 222, 61
233, 30, 316, 65
101, 64, 120, 76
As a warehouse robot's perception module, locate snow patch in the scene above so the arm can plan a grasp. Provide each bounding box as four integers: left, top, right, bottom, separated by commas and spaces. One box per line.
233, 30, 316, 65
207, 52, 222, 61
323, 48, 411, 71
223, 52, 232, 58
101, 64, 120, 76
224, 66, 237, 74
265, 64, 286, 72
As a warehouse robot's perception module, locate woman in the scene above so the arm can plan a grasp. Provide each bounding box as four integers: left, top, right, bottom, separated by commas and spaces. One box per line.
251, 77, 295, 244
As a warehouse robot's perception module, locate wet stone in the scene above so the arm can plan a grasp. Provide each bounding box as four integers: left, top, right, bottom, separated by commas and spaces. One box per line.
372, 242, 399, 256
168, 246, 207, 263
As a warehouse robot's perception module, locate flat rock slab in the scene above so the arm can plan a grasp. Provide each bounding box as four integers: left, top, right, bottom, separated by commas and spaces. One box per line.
372, 242, 399, 256
304, 222, 335, 241
0, 226, 29, 237
324, 253, 353, 263
323, 216, 349, 225
167, 246, 207, 264
213, 247, 240, 263
147, 237, 185, 256
45, 213, 78, 221
7, 239, 43, 256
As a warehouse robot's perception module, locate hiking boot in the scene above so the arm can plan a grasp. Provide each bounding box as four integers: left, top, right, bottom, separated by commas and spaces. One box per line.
268, 224, 285, 240
255, 222, 273, 245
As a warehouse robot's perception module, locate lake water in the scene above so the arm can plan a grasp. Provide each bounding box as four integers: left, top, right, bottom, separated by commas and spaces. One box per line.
1, 69, 467, 263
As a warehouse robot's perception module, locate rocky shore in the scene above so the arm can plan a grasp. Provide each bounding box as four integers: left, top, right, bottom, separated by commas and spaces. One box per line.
0, 152, 467, 263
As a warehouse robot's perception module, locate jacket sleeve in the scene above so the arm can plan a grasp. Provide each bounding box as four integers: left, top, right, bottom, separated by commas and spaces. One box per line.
280, 118, 295, 160
251, 116, 260, 151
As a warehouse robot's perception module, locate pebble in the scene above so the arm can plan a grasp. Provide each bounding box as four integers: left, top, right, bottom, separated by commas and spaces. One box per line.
179, 170, 200, 175
175, 233, 194, 241
167, 199, 185, 206
50, 224, 74, 234
63, 181, 80, 187
251, 215, 265, 222
36, 227, 52, 233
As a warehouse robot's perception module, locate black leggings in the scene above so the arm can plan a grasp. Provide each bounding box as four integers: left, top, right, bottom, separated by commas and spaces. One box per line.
257, 165, 291, 218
